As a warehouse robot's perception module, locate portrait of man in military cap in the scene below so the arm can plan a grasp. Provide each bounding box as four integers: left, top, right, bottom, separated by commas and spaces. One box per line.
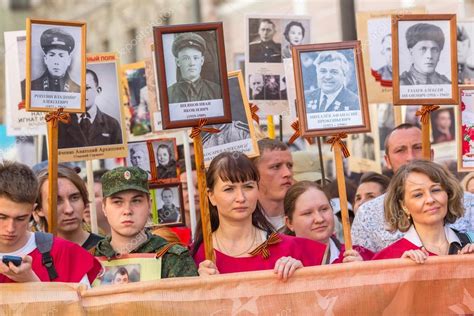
27, 20, 85, 112
399, 22, 451, 86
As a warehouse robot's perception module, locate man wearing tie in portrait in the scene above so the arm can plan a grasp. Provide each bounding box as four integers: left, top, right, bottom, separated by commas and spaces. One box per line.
305, 51, 360, 113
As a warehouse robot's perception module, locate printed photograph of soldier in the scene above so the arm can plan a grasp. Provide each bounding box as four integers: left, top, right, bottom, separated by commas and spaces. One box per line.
457, 23, 474, 84
29, 25, 81, 95
126, 142, 152, 179
203, 75, 251, 149
281, 20, 310, 59
155, 186, 183, 225
123, 66, 152, 136
58, 63, 123, 149
367, 17, 392, 85
163, 31, 222, 104
152, 139, 178, 181
99, 264, 140, 285
248, 18, 282, 63
303, 50, 360, 113
430, 107, 455, 144
399, 22, 452, 86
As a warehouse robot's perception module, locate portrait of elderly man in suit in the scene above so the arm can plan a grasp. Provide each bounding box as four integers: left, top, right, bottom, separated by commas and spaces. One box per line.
167, 32, 221, 103
58, 68, 122, 149
305, 51, 360, 113
400, 23, 451, 85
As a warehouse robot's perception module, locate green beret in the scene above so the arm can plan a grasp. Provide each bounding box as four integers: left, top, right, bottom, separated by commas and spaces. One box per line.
101, 166, 149, 197
40, 27, 75, 54
406, 23, 445, 50
172, 32, 206, 57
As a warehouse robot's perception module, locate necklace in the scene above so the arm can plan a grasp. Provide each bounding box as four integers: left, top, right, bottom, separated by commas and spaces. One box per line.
421, 239, 449, 255
214, 227, 258, 257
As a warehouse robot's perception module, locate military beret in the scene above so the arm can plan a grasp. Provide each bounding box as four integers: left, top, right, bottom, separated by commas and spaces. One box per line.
40, 27, 75, 54
405, 23, 445, 50
172, 32, 206, 57
101, 166, 149, 197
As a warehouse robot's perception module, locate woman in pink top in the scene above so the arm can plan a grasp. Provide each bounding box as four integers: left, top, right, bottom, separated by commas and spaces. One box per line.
284, 181, 373, 264
192, 152, 325, 280
374, 160, 474, 262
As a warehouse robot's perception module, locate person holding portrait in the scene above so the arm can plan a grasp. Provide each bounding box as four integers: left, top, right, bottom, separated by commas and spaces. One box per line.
305, 51, 360, 113
373, 160, 474, 261
167, 32, 221, 103
399, 23, 451, 85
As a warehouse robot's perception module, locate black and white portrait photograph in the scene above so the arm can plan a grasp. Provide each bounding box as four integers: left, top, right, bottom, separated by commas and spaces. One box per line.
430, 107, 455, 144
393, 15, 458, 105
457, 22, 474, 84
58, 55, 124, 150
293, 42, 370, 137
281, 19, 311, 59
126, 142, 152, 180
151, 138, 179, 181
153, 185, 185, 226
123, 62, 152, 137
248, 74, 287, 101
203, 71, 259, 164
26, 19, 85, 112
248, 18, 283, 63
154, 23, 231, 129
367, 17, 392, 86
403, 105, 422, 128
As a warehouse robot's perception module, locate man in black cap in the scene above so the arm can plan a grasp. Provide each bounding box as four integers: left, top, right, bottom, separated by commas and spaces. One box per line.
249, 19, 282, 63
167, 32, 221, 103
31, 27, 80, 92
57, 68, 122, 149
400, 23, 451, 85
457, 24, 474, 84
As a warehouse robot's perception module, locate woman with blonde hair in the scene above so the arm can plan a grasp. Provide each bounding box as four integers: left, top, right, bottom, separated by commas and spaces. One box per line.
374, 160, 474, 262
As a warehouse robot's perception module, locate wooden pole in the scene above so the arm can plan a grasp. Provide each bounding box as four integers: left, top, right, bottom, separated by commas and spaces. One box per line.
46, 120, 58, 235
193, 133, 215, 262
267, 115, 275, 139
333, 141, 352, 250
182, 131, 197, 239
279, 115, 283, 141
316, 137, 326, 187
86, 161, 98, 235
420, 105, 432, 160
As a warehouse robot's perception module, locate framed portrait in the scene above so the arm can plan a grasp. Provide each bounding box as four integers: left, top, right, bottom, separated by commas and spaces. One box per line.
202, 70, 259, 166
292, 41, 370, 137
4, 30, 46, 136
457, 21, 474, 85
430, 106, 456, 144
458, 86, 474, 171
246, 15, 312, 116
25, 18, 86, 113
355, 8, 425, 104
121, 61, 152, 138
392, 14, 459, 105
125, 141, 153, 180
58, 53, 127, 162
153, 22, 232, 129
150, 184, 185, 226
150, 138, 179, 183
146, 45, 163, 132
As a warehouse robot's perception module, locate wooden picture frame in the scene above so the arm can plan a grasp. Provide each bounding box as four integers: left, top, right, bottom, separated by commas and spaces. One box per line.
457, 86, 474, 171
392, 14, 459, 105
150, 183, 186, 227
25, 18, 86, 113
292, 41, 370, 137
202, 70, 260, 166
153, 22, 231, 129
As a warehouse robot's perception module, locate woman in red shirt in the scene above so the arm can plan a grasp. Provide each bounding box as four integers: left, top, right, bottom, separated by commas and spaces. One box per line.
192, 152, 326, 280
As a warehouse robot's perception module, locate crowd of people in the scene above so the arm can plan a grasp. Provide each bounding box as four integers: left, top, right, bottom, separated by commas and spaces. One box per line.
1, 123, 473, 286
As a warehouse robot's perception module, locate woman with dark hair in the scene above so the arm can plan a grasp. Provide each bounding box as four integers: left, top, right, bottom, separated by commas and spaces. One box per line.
282, 21, 305, 58
353, 172, 390, 213
285, 181, 373, 264
156, 143, 177, 179
374, 160, 474, 262
192, 152, 325, 280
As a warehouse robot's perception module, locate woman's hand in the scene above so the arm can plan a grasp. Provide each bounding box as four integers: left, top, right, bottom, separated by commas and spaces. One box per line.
273, 256, 303, 281
0, 255, 40, 282
401, 248, 429, 264
198, 260, 220, 276
342, 249, 363, 263
458, 243, 474, 255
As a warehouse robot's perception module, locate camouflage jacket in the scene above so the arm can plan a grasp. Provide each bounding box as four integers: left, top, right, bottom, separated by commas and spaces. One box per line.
94, 231, 198, 278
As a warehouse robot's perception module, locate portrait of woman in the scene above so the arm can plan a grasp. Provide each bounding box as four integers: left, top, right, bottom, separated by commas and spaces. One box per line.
282, 21, 305, 59
154, 141, 178, 180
